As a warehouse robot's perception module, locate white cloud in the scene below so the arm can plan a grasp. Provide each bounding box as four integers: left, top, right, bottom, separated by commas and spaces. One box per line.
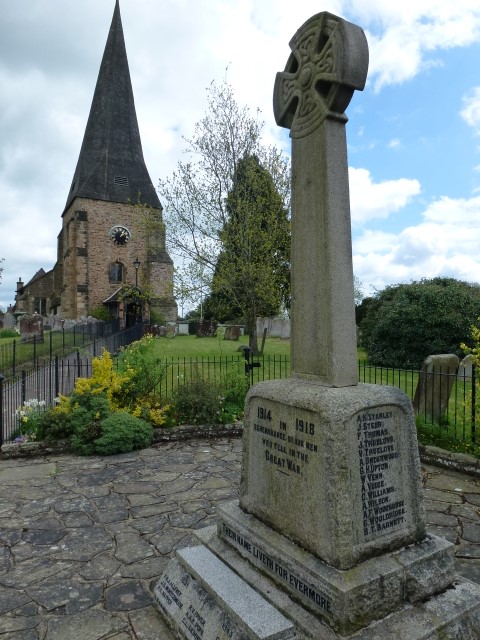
353, 194, 480, 293
349, 168, 421, 224
461, 87, 480, 134
388, 138, 401, 149
351, 1, 480, 90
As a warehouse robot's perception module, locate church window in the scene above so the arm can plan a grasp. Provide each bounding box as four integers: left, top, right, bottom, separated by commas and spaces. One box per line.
34, 298, 47, 316
109, 262, 124, 283
114, 176, 129, 186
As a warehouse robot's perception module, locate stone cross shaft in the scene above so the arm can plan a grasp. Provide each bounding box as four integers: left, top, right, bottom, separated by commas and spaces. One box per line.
274, 12, 368, 387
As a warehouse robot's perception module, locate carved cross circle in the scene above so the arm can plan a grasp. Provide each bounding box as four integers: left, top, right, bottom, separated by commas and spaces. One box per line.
273, 12, 369, 138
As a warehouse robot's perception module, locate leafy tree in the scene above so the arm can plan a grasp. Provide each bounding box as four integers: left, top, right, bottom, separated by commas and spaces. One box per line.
355, 296, 374, 326
212, 155, 290, 353
159, 79, 290, 300
353, 275, 363, 307
202, 262, 243, 324
360, 277, 480, 369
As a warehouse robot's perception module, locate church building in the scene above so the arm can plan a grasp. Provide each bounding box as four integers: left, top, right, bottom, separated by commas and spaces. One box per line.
15, 1, 177, 326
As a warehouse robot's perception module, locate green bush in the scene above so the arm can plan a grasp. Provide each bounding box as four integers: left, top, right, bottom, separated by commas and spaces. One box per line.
88, 306, 114, 321
117, 335, 167, 401
173, 376, 223, 425
0, 329, 18, 338
361, 277, 480, 369
220, 367, 248, 422
93, 413, 153, 455
37, 406, 72, 441
39, 391, 111, 446
150, 309, 166, 326
172, 367, 248, 425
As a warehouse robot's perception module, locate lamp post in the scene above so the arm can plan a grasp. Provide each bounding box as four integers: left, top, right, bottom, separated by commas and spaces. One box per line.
133, 257, 140, 287
132, 257, 141, 325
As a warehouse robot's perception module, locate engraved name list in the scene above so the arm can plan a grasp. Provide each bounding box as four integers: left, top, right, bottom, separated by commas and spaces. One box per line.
356, 409, 406, 541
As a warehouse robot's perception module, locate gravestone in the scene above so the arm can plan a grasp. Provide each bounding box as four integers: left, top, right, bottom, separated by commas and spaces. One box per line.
413, 354, 459, 422
3, 312, 14, 330
19, 313, 44, 343
154, 12, 480, 639
458, 353, 475, 380
224, 325, 241, 341
257, 317, 291, 339
196, 319, 217, 337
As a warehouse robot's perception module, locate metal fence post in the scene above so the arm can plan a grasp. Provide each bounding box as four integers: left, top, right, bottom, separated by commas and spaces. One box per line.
55, 355, 59, 399
472, 364, 476, 444
21, 369, 26, 405
0, 374, 4, 447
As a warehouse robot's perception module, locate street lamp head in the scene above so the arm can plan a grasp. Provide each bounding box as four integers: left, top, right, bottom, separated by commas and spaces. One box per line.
133, 258, 140, 288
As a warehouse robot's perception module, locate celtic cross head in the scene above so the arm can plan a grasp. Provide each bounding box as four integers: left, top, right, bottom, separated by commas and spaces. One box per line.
273, 12, 369, 138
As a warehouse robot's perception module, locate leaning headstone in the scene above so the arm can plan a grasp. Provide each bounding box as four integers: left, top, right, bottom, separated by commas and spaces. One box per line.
458, 354, 475, 380
224, 325, 241, 341
154, 12, 480, 639
19, 314, 44, 343
413, 354, 459, 422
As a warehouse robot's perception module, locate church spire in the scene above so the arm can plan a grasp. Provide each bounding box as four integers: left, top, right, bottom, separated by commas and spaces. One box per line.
64, 0, 161, 212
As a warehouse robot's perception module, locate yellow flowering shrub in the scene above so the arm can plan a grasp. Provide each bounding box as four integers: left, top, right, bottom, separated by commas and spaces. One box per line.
130, 400, 171, 427
73, 350, 132, 410
461, 321, 480, 365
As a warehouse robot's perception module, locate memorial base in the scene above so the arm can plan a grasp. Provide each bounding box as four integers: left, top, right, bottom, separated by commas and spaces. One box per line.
197, 521, 480, 639
215, 500, 455, 635
153, 377, 480, 638
154, 523, 480, 640
154, 544, 296, 640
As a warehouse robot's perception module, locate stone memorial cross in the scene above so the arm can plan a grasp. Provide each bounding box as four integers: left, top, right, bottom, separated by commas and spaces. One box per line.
155, 13, 480, 639
274, 12, 368, 386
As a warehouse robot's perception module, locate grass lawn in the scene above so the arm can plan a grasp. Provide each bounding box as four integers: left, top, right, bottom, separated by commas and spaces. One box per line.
151, 334, 370, 360
149, 333, 291, 359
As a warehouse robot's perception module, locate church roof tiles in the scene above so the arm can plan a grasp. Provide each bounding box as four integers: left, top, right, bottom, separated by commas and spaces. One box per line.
64, 0, 161, 213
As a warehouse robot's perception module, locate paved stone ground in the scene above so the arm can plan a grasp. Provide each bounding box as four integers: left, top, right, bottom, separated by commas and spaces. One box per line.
1, 437, 480, 639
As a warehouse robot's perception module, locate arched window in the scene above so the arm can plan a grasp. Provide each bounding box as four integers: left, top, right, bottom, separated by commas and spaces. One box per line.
109, 262, 124, 283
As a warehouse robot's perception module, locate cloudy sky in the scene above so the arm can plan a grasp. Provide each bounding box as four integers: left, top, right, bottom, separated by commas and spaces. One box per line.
1, 0, 480, 311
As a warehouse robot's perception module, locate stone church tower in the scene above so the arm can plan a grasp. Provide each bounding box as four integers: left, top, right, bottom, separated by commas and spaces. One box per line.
15, 1, 177, 325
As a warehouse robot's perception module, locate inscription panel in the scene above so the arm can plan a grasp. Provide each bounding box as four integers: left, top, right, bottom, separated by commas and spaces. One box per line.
252, 400, 320, 480
242, 383, 424, 569
242, 396, 333, 562
354, 408, 407, 542
154, 559, 246, 640
220, 522, 334, 618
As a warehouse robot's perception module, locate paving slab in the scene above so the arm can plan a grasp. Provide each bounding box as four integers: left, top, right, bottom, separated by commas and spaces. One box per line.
0, 436, 479, 639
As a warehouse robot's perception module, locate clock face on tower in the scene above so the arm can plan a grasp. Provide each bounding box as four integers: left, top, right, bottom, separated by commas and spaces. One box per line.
109, 225, 131, 246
